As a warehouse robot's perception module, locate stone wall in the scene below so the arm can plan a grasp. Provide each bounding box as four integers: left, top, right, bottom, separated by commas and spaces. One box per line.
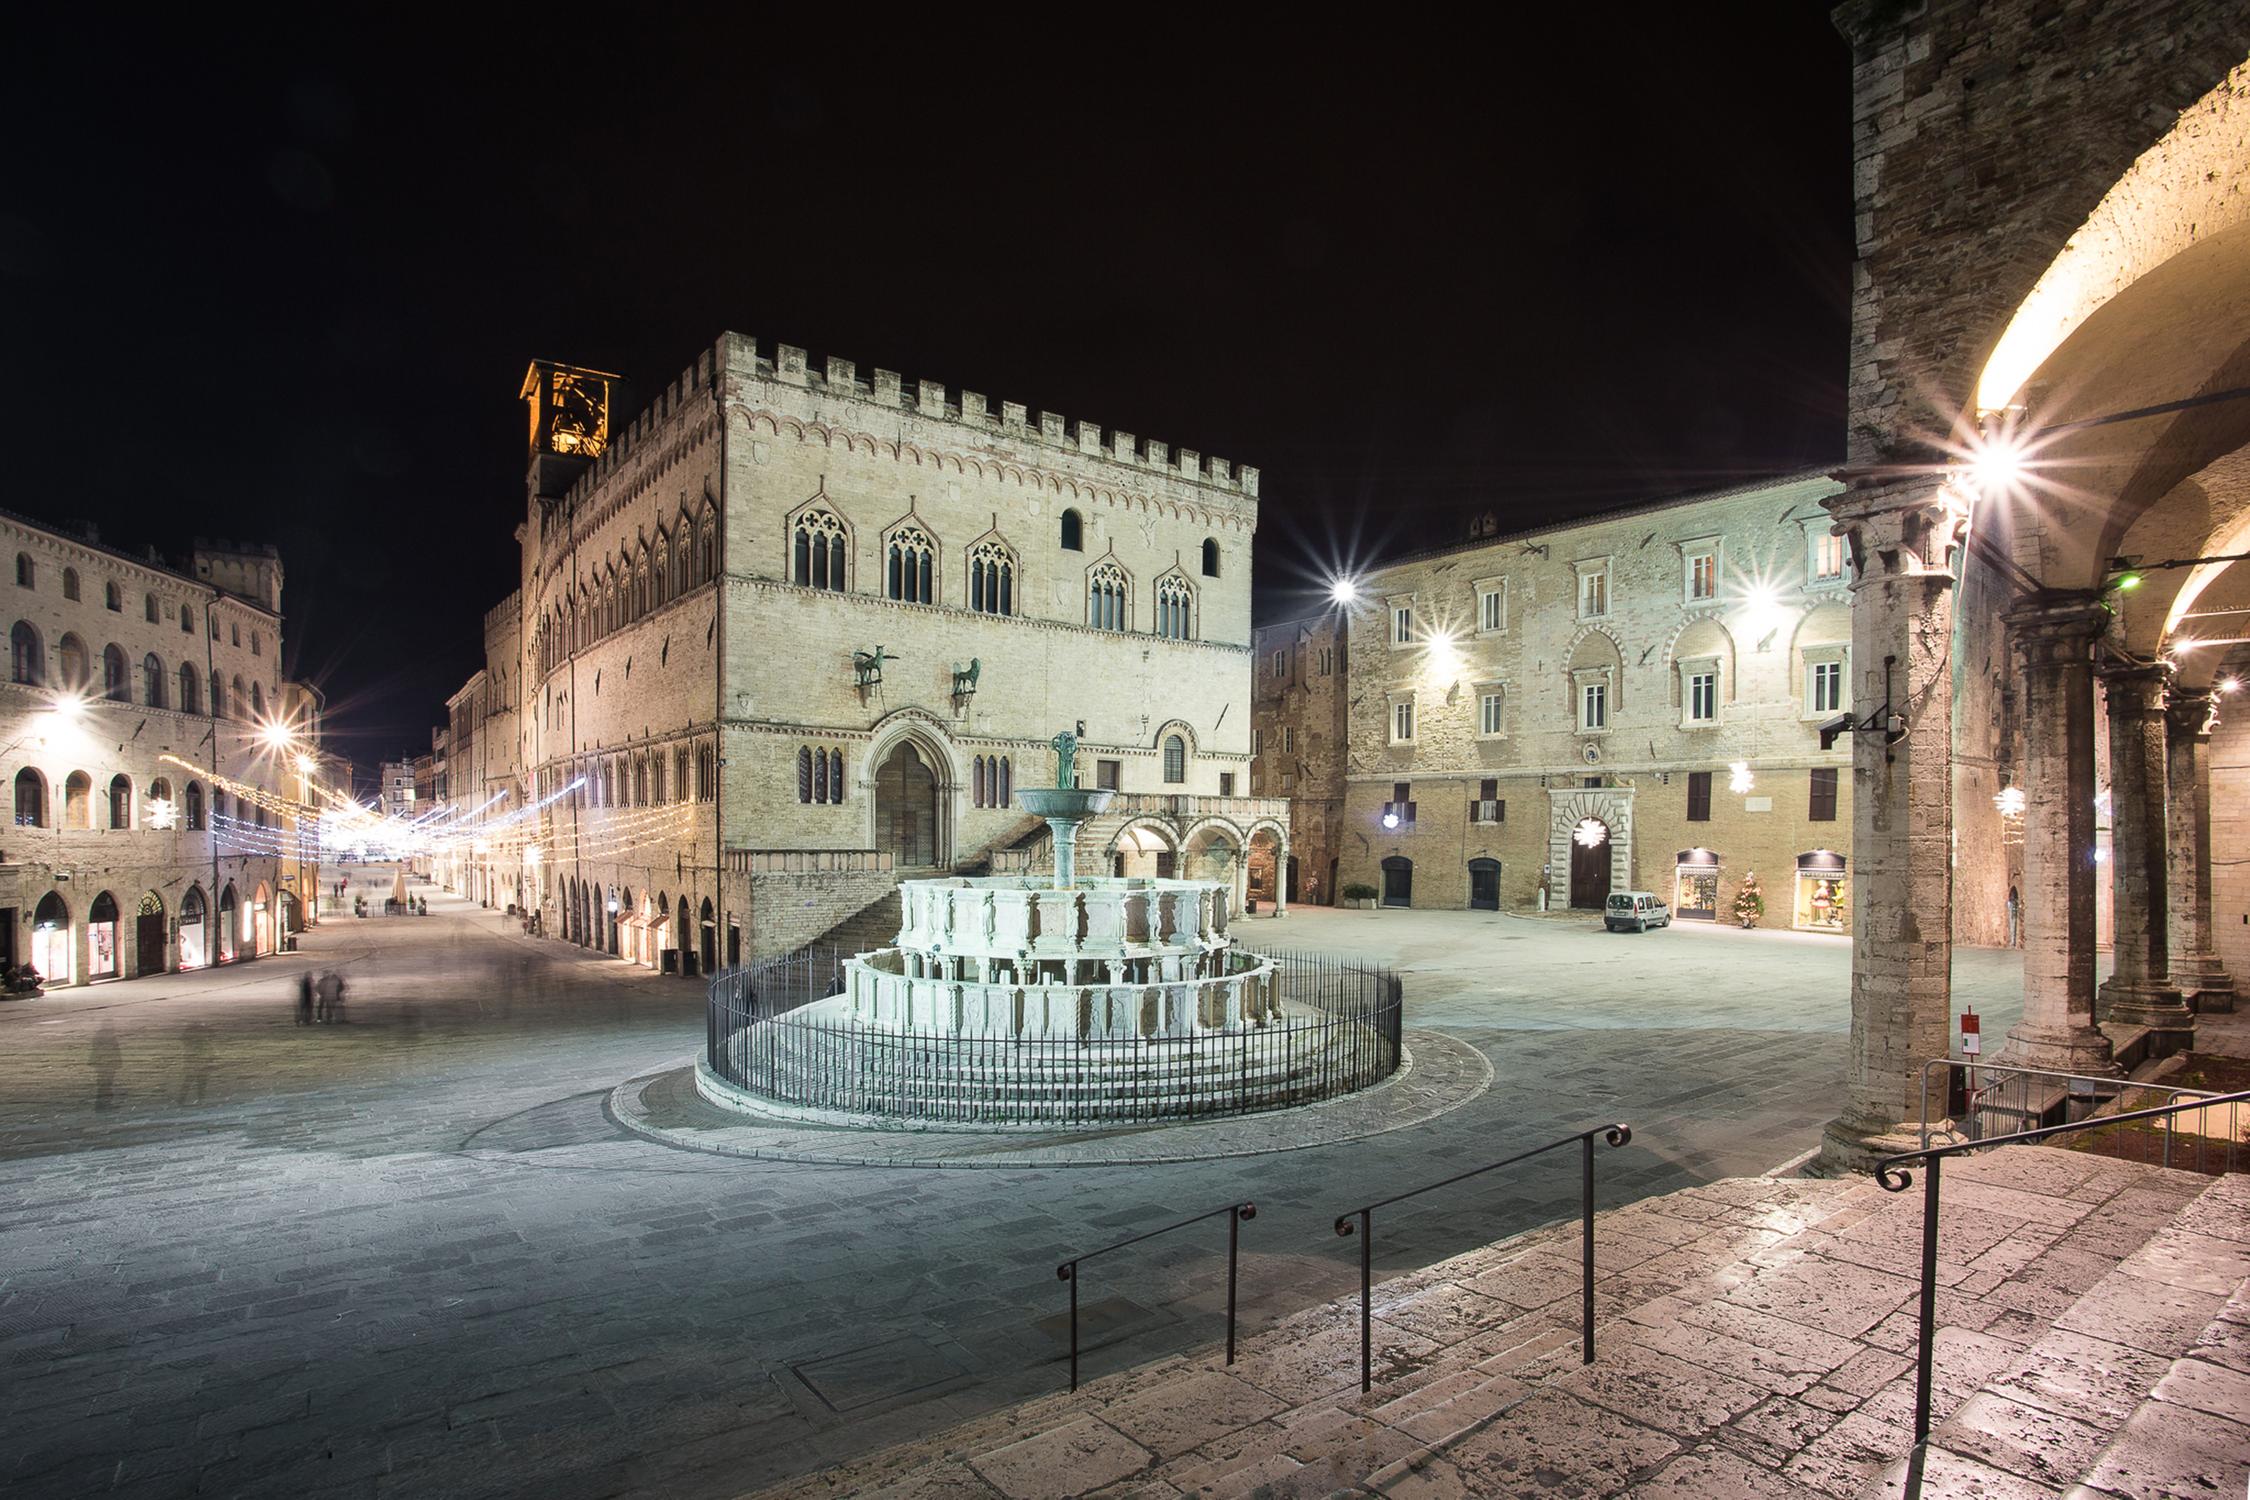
1249, 612, 1347, 903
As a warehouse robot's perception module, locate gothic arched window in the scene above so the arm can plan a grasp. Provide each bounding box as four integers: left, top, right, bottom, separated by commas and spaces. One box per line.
143, 653, 165, 708
793, 510, 848, 591
103, 643, 128, 700
1087, 563, 1127, 632
968, 539, 1013, 616
179, 663, 200, 715
1060, 509, 1083, 551
886, 524, 935, 604
1202, 538, 1220, 577
1154, 575, 1194, 641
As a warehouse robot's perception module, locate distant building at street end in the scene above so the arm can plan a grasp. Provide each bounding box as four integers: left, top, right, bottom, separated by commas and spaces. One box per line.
1248, 612, 1346, 909
380, 759, 414, 823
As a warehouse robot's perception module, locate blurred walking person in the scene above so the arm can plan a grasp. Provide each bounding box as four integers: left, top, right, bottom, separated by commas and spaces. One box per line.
297, 971, 315, 1025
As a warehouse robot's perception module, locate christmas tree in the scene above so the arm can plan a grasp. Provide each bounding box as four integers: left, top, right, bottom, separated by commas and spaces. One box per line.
1733, 870, 1764, 929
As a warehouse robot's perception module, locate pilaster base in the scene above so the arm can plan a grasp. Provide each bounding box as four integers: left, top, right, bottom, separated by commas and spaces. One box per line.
1812, 1116, 1937, 1178
1994, 1024, 2120, 1077
2169, 953, 2236, 1014
2096, 978, 2197, 1052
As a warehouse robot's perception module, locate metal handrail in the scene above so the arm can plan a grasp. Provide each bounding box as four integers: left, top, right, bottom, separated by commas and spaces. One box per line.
1334, 1123, 1632, 1392
1876, 1088, 2250, 1453
1917, 1057, 2233, 1164
1057, 1200, 1256, 1391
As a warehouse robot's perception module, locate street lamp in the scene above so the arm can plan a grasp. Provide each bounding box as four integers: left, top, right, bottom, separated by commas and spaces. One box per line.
1329, 576, 1361, 606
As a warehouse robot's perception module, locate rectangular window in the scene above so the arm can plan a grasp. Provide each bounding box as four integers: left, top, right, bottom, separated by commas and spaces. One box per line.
1283, 727, 1295, 752
1318, 646, 1333, 675
1272, 650, 1286, 677
1253, 728, 1264, 756
1689, 550, 1717, 601
1096, 758, 1120, 790
1579, 567, 1608, 619
1809, 767, 1839, 822
1478, 583, 1506, 633
1479, 690, 1504, 736
1688, 671, 1717, 723
1812, 660, 1844, 715
1279, 771, 1295, 791
1469, 778, 1503, 824
1687, 770, 1712, 822
1392, 698, 1415, 743
1218, 772, 1235, 796
1815, 532, 1846, 580
1581, 681, 1607, 731
1383, 781, 1416, 829
1392, 604, 1415, 645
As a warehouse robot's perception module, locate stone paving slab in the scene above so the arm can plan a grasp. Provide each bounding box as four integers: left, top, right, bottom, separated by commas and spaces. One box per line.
748, 1147, 2244, 1500
605, 1028, 1492, 1167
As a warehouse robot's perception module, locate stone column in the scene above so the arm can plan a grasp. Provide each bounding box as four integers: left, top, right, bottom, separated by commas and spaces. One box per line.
1274, 840, 1290, 916
1817, 479, 1966, 1174
2096, 664, 2194, 1054
1995, 597, 2118, 1075
2165, 690, 2234, 1014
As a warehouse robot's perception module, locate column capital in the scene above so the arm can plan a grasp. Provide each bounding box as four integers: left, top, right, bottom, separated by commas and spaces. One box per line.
2096, 658, 2172, 716
2165, 688, 2219, 741
1822, 475, 1970, 581
2003, 593, 2110, 662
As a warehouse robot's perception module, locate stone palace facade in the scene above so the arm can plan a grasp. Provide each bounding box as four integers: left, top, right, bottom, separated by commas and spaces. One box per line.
0, 514, 308, 986
445, 336, 1283, 968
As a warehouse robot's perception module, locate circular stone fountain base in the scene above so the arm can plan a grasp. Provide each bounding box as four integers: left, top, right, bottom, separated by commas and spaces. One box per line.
608, 1028, 1491, 1168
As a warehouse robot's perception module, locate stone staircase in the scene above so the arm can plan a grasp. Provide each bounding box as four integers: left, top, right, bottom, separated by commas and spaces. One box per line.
808, 819, 1045, 957
744, 1147, 2248, 1499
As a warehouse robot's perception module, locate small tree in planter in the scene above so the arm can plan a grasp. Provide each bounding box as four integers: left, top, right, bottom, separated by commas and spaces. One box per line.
1733, 871, 1765, 929
1341, 881, 1380, 911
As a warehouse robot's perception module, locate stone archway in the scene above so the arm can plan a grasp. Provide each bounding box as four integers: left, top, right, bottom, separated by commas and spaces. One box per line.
873, 741, 941, 868
1546, 785, 1632, 909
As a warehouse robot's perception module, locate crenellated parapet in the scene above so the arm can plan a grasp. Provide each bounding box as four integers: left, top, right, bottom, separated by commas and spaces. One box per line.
556, 333, 1259, 519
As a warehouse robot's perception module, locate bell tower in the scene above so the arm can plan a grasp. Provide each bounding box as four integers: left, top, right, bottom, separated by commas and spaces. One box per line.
519, 360, 617, 508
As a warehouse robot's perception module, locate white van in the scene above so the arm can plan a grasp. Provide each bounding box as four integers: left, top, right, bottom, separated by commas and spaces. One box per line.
1604, 891, 1672, 933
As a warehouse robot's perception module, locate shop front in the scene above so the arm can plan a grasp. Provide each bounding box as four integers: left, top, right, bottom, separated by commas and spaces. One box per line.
31, 891, 71, 984
1673, 849, 1720, 921
87, 891, 120, 979
180, 887, 208, 969
1793, 850, 1848, 933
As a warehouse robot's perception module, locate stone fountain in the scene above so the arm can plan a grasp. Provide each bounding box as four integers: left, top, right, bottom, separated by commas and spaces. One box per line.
1012, 728, 1113, 890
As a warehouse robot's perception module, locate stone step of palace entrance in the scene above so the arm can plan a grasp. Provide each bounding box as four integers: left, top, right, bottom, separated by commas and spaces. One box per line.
742, 1147, 2246, 1500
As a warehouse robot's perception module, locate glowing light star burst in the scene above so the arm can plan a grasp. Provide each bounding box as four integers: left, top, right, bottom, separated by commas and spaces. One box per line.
1572, 818, 1608, 850
1994, 786, 2026, 818
1728, 761, 1754, 794
146, 797, 178, 830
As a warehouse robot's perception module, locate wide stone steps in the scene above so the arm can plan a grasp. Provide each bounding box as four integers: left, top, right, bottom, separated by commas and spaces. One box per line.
1863, 1170, 2250, 1498
743, 1147, 2245, 1500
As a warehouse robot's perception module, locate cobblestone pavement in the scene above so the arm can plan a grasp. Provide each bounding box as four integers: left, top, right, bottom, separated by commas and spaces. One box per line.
0, 877, 2045, 1500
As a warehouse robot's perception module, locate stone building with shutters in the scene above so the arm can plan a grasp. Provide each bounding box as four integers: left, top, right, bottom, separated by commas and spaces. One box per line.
1308, 471, 1868, 927
474, 336, 1283, 969
1248, 612, 1346, 907
0, 512, 300, 986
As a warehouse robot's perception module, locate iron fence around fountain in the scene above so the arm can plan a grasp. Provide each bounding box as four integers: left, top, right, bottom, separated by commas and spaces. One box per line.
704, 944, 1402, 1126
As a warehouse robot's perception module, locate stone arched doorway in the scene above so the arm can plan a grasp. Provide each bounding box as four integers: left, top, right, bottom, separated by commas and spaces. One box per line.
1468, 857, 1501, 912
1568, 824, 1611, 909
1380, 855, 1412, 908
135, 892, 167, 975
874, 742, 940, 868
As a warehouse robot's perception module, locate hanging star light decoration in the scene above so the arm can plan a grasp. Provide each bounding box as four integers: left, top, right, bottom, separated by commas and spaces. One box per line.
1728, 761, 1754, 794
1573, 818, 1608, 850
146, 797, 178, 830
1993, 785, 2026, 818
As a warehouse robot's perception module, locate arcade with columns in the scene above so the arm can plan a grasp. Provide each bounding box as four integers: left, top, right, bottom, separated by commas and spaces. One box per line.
1818, 12, 2250, 1172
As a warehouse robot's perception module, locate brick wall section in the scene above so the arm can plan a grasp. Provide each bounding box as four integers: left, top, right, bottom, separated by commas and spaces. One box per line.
1250, 613, 1347, 903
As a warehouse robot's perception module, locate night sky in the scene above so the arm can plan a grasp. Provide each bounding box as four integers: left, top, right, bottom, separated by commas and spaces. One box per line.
3, 11, 1852, 782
